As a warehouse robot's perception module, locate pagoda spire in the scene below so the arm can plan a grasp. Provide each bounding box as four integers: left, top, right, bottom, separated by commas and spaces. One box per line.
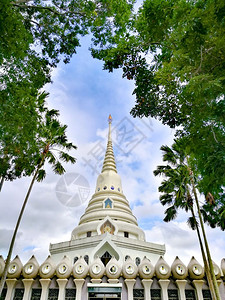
101, 115, 117, 173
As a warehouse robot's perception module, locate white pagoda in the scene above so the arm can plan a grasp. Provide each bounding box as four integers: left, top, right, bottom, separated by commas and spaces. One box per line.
49, 115, 165, 266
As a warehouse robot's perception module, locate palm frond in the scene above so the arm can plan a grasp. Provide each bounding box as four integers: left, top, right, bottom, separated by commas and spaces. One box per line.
46, 109, 59, 117
153, 165, 172, 176
159, 193, 173, 206
53, 161, 66, 175
55, 134, 67, 145
164, 206, 177, 222
159, 180, 175, 194
65, 142, 77, 150
50, 119, 61, 130
175, 187, 185, 201
47, 151, 56, 164
59, 152, 76, 164
160, 145, 177, 165
172, 139, 186, 162
36, 169, 46, 182
187, 216, 198, 230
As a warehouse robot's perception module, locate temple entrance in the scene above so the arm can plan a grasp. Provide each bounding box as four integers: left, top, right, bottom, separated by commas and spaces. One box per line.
88, 287, 121, 300
89, 293, 121, 300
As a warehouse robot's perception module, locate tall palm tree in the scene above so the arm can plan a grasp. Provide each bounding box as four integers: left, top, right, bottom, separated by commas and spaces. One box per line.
153, 139, 220, 300
0, 107, 77, 296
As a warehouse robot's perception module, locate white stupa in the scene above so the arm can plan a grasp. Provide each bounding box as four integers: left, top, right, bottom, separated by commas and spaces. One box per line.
50, 115, 165, 265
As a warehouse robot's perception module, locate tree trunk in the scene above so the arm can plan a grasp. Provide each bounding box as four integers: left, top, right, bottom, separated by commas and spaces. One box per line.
190, 207, 216, 300
0, 167, 40, 296
0, 177, 4, 192
191, 179, 221, 300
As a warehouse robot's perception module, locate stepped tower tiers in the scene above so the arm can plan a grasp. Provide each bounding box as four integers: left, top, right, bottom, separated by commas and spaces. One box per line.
72, 114, 143, 240
50, 115, 165, 264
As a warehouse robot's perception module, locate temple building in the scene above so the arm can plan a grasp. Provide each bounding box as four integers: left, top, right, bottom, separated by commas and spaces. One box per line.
1, 116, 225, 300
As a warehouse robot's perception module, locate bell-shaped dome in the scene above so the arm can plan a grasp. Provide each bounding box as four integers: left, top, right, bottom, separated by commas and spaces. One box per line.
122, 256, 138, 279
56, 256, 72, 279
171, 256, 188, 280
138, 256, 154, 279
7, 255, 23, 278
155, 256, 171, 279
22, 255, 39, 278
188, 256, 204, 279
39, 255, 56, 278
105, 256, 122, 279
89, 257, 105, 279
72, 256, 89, 279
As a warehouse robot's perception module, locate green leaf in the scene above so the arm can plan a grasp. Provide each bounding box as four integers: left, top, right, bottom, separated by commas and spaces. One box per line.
36, 169, 46, 182
53, 161, 66, 175
59, 152, 76, 164
187, 216, 198, 230
159, 193, 173, 206
164, 206, 177, 222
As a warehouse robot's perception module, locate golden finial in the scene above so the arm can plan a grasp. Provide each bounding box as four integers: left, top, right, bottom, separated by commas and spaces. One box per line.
108, 114, 112, 124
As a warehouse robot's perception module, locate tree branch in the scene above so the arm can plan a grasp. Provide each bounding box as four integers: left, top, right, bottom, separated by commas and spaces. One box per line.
194, 45, 203, 75
11, 0, 34, 4
211, 124, 219, 143
12, 3, 86, 17
11, 0, 50, 3
30, 19, 41, 27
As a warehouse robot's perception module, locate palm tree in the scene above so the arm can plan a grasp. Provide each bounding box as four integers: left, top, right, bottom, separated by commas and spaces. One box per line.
0, 107, 77, 296
153, 139, 220, 300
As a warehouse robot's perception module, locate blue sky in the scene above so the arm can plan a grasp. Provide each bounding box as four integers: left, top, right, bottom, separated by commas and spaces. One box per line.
0, 35, 224, 270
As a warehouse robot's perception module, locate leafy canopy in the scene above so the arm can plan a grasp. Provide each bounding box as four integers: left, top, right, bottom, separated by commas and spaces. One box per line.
0, 0, 134, 183
91, 0, 225, 204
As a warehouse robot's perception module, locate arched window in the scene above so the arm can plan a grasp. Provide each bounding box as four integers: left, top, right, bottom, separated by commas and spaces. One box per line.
84, 255, 89, 265
125, 255, 130, 261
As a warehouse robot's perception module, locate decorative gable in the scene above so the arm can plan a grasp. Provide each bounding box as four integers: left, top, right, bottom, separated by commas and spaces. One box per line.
100, 220, 115, 235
